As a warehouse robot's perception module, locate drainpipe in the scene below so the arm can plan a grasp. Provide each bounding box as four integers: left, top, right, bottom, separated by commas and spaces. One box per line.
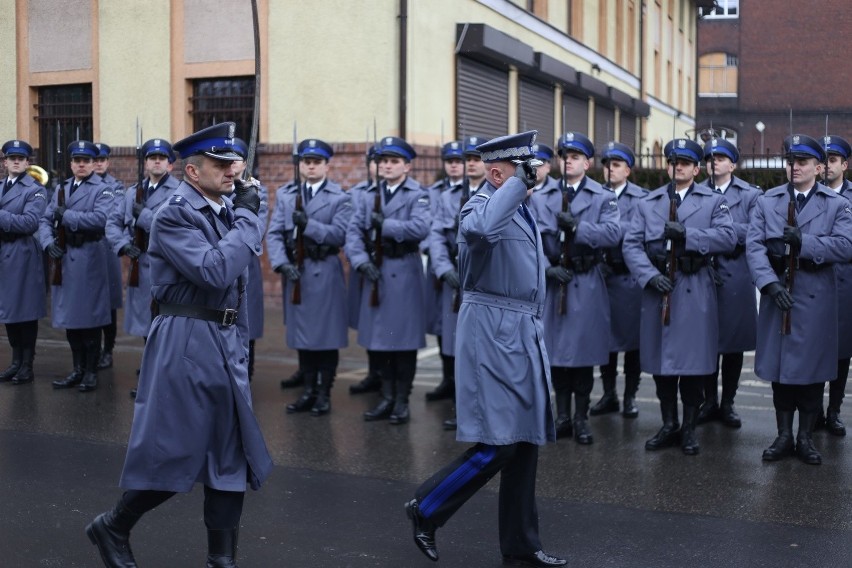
399, 0, 408, 138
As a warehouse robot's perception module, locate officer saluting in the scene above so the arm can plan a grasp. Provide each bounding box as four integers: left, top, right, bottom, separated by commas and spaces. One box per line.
622, 138, 736, 456
86, 123, 273, 566
749, 134, 852, 465
40, 141, 114, 393
0, 140, 47, 385
405, 131, 566, 567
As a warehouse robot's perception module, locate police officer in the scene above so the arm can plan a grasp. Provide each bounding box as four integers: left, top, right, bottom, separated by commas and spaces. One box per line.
429, 135, 487, 430
267, 138, 351, 416
750, 134, 852, 465
92, 143, 125, 370
86, 123, 273, 567
405, 131, 566, 567
819, 135, 852, 436
106, 138, 179, 397
697, 138, 760, 428
591, 142, 648, 418
40, 140, 115, 393
530, 132, 620, 444
623, 138, 736, 456
344, 136, 429, 425
0, 140, 47, 385
531, 143, 559, 192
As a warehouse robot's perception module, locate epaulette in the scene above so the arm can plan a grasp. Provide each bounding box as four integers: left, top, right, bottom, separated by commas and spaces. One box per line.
170, 194, 188, 206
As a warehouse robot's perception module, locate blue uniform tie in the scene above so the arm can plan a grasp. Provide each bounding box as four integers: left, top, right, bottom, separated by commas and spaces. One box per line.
796, 193, 806, 212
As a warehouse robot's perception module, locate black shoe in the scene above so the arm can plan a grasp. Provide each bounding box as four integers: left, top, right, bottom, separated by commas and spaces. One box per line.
622, 395, 639, 418
825, 409, 846, 437
425, 378, 454, 402
0, 349, 22, 382
573, 419, 593, 445
286, 392, 317, 414
404, 499, 438, 562
720, 402, 742, 428
310, 392, 331, 416
554, 415, 573, 439
280, 370, 305, 390
85, 502, 140, 568
442, 418, 457, 431
502, 550, 567, 567
206, 528, 238, 568
697, 401, 721, 425
78, 372, 98, 393
589, 391, 619, 416
681, 406, 700, 456
364, 398, 394, 421
796, 436, 822, 465
645, 424, 680, 451
762, 435, 795, 461
11, 349, 34, 385
389, 401, 410, 425
52, 369, 84, 389
97, 351, 114, 370
350, 373, 382, 394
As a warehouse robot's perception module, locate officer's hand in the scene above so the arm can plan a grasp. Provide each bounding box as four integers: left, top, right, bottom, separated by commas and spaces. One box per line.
358, 262, 382, 282
556, 210, 576, 232
232, 178, 261, 215
46, 243, 65, 259
663, 221, 686, 241
763, 281, 794, 311
545, 265, 574, 284
132, 201, 145, 219
120, 244, 142, 260
782, 225, 802, 249
370, 211, 384, 231
53, 205, 66, 223
513, 161, 537, 189
441, 269, 460, 289
274, 263, 300, 282
648, 274, 674, 293
292, 210, 308, 230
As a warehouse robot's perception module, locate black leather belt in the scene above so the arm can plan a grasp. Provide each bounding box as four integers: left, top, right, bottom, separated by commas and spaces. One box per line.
382, 239, 420, 258
304, 244, 340, 261
66, 231, 104, 247
0, 232, 29, 243
722, 244, 745, 259
157, 303, 238, 326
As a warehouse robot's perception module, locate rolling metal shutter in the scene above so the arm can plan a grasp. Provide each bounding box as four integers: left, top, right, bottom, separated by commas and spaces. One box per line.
456, 57, 509, 139
562, 94, 589, 135
620, 113, 637, 149
594, 104, 616, 146
519, 78, 555, 146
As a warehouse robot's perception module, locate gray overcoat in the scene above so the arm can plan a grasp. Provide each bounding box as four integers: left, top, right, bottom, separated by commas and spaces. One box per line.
834, 179, 852, 359
246, 182, 269, 340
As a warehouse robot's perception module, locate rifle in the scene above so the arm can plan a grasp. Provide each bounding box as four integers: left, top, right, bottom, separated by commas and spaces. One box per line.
661, 194, 677, 326
291, 123, 304, 305
452, 133, 471, 313
52, 122, 66, 286
369, 126, 383, 307
128, 123, 144, 287
780, 110, 798, 334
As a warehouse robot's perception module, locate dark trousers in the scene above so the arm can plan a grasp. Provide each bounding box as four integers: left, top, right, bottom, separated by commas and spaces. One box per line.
122, 486, 245, 530
373, 350, 417, 399
436, 335, 455, 383
653, 375, 704, 408
101, 309, 117, 353
297, 349, 340, 380
772, 382, 824, 413
415, 442, 542, 556
705, 352, 744, 403
366, 349, 381, 376
551, 366, 594, 397
600, 350, 641, 381
5, 320, 38, 350
828, 358, 850, 411
66, 327, 101, 351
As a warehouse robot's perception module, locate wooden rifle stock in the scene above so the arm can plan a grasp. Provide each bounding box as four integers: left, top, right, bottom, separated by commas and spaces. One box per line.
128, 156, 145, 287
369, 190, 383, 307
52, 184, 66, 286
557, 190, 572, 315
781, 199, 796, 335
661, 197, 677, 326
291, 192, 305, 305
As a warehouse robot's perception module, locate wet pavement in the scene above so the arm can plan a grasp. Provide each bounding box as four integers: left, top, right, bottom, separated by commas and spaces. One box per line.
2, 308, 852, 567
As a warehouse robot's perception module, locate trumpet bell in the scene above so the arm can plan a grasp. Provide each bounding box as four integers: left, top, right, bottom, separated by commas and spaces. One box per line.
27, 165, 49, 186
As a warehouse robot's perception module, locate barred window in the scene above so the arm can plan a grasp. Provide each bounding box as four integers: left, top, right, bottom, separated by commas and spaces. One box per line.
189, 77, 255, 142
33, 84, 93, 178
700, 0, 738, 18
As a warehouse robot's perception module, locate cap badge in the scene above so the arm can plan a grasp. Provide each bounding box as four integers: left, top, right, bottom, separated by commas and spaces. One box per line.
309, 140, 317, 147
793, 135, 800, 145
78, 142, 85, 149
677, 140, 686, 148
154, 139, 161, 147
385, 137, 393, 145
825, 136, 832, 144
12, 141, 19, 148
227, 124, 235, 138
565, 133, 574, 142
450, 142, 458, 149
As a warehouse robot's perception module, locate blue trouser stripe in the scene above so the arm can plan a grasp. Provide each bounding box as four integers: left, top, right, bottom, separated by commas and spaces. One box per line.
419, 445, 498, 518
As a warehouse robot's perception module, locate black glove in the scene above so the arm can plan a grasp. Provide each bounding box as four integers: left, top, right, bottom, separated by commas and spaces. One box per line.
121, 244, 142, 260
556, 210, 576, 232
441, 269, 460, 289
292, 210, 308, 230
274, 263, 300, 281
46, 243, 64, 259
545, 265, 574, 284
132, 201, 145, 219
370, 211, 384, 231
763, 281, 794, 311
782, 225, 802, 249
53, 205, 66, 223
663, 221, 686, 241
232, 178, 261, 215
358, 262, 381, 282
648, 274, 674, 293
513, 161, 537, 189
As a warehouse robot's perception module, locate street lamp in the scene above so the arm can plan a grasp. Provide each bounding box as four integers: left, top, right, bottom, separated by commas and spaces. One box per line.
755, 121, 765, 156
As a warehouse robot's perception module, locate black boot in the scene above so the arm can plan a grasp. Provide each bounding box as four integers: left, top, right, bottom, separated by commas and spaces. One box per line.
364, 378, 395, 421
97, 350, 114, 370
762, 410, 795, 461
349, 371, 382, 394
442, 417, 457, 431
697, 374, 720, 424
310, 372, 333, 416
286, 373, 317, 413
573, 393, 593, 445
404, 499, 439, 562
827, 373, 847, 436
796, 412, 822, 465
720, 400, 742, 428
206, 529, 238, 568
52, 348, 84, 389
78, 341, 100, 393
622, 374, 641, 418
645, 400, 680, 450
85, 499, 142, 567
11, 347, 35, 385
391, 374, 414, 425
554, 388, 572, 439
0, 346, 22, 382
279, 369, 304, 389
425, 376, 454, 402
590, 374, 619, 416
681, 405, 700, 455
825, 408, 846, 437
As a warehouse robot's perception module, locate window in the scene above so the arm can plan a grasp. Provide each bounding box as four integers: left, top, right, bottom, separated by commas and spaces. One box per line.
33, 84, 93, 177
700, 0, 738, 18
190, 77, 255, 141
698, 52, 738, 96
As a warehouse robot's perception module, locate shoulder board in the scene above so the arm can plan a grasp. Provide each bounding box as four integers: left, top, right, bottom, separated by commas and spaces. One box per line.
471, 192, 490, 201
170, 194, 188, 206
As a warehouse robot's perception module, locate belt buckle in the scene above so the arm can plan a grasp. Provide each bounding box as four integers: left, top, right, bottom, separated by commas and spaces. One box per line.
221, 308, 237, 326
